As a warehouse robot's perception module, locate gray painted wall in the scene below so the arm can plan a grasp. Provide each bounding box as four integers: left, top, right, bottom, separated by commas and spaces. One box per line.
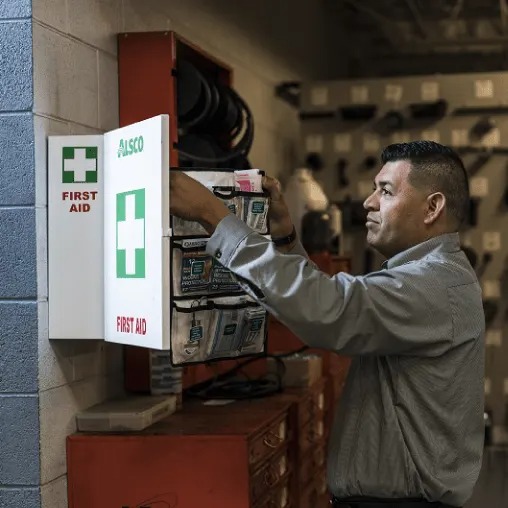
0, 1, 41, 507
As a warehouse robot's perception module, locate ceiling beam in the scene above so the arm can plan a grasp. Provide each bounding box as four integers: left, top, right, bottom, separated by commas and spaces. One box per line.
340, 0, 400, 49
403, 0, 428, 39
500, 0, 508, 35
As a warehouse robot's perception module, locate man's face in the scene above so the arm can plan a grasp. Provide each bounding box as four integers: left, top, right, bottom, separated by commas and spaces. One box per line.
363, 160, 428, 258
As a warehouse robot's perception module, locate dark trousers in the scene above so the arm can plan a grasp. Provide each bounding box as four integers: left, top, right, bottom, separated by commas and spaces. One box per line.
330, 497, 461, 508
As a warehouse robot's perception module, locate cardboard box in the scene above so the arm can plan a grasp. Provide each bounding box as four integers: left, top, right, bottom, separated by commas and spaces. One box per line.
267, 354, 322, 387
76, 395, 177, 432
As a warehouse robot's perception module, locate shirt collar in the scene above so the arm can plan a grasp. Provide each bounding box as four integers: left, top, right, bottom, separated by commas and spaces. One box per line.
382, 232, 461, 269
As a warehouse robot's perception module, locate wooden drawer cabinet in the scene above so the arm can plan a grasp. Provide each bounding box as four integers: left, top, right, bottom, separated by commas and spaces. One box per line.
67, 382, 340, 508
285, 377, 326, 426
254, 477, 291, 508
313, 382, 326, 412
299, 449, 316, 485
249, 414, 288, 465
299, 442, 326, 485
67, 400, 292, 508
300, 476, 329, 508
251, 448, 290, 503
301, 480, 320, 508
314, 443, 326, 468
293, 390, 314, 425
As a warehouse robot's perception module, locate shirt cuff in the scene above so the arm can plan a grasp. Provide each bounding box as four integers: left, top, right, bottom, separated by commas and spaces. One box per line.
206, 214, 253, 264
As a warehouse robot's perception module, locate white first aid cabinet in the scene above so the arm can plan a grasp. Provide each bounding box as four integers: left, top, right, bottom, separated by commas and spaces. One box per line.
49, 115, 171, 349
103, 115, 170, 349
48, 135, 104, 340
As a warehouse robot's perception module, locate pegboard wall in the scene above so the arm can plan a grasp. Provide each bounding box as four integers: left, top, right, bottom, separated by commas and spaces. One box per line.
300, 71, 508, 440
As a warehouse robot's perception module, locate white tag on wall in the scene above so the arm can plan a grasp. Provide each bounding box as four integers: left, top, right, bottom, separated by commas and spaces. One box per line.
363, 133, 380, 152
483, 280, 501, 299
482, 127, 500, 148
475, 79, 494, 99
421, 129, 440, 143
421, 82, 440, 101
486, 330, 502, 347
485, 378, 491, 395
358, 180, 374, 199
305, 134, 323, 153
350, 85, 369, 104
310, 86, 329, 106
452, 129, 468, 147
385, 84, 403, 103
391, 131, 410, 144
470, 177, 489, 198
483, 231, 501, 252
334, 133, 352, 153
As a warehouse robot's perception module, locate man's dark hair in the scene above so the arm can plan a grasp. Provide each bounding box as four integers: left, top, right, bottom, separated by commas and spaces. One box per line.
381, 140, 469, 227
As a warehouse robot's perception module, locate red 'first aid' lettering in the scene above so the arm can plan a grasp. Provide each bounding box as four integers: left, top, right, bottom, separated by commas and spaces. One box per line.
116, 316, 147, 335
116, 316, 134, 333
62, 191, 99, 200
135, 318, 147, 335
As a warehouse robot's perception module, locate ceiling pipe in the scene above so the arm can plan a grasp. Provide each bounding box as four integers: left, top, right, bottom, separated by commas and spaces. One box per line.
341, 0, 400, 48
404, 0, 428, 40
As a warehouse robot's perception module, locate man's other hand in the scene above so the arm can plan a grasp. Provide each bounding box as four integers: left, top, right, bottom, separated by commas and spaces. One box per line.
170, 171, 229, 234
262, 175, 294, 238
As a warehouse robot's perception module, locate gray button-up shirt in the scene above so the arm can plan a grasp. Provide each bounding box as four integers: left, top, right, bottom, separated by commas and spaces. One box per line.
207, 215, 485, 507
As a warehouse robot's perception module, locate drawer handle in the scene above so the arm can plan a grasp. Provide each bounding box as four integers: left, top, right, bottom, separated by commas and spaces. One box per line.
306, 429, 316, 442
268, 502, 289, 508
264, 468, 279, 487
263, 431, 283, 448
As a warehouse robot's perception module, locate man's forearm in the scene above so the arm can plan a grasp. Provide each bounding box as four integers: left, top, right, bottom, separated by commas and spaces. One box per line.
200, 200, 230, 235
270, 218, 297, 254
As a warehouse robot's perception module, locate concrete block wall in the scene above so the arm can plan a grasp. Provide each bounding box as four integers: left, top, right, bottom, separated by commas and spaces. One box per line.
0, 2, 41, 507
32, 1, 125, 505
30, 1, 338, 506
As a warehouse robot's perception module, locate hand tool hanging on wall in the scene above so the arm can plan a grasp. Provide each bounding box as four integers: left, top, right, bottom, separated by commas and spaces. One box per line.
408, 99, 448, 121
377, 110, 405, 133
361, 155, 378, 171
464, 152, 490, 177
469, 116, 496, 143
339, 105, 377, 121
467, 197, 480, 227
375, 99, 447, 135
336, 158, 349, 188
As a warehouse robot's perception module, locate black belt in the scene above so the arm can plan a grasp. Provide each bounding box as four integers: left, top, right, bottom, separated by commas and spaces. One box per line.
330, 497, 460, 508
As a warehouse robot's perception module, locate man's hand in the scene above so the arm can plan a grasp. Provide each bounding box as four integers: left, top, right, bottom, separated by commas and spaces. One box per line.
170, 171, 229, 234
262, 176, 294, 238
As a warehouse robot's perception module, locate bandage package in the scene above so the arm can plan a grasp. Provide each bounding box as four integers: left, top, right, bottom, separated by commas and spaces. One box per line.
169, 168, 269, 366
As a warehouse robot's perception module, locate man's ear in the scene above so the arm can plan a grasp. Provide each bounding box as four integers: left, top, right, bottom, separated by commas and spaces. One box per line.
424, 192, 446, 225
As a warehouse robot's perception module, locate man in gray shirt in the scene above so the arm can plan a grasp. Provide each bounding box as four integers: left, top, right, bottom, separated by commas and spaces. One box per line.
170, 141, 485, 508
